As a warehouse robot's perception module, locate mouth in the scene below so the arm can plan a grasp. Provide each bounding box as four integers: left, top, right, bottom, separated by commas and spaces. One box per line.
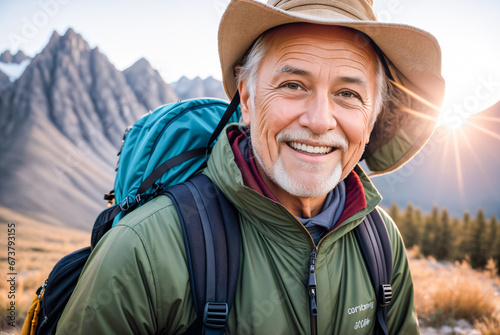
287, 141, 334, 155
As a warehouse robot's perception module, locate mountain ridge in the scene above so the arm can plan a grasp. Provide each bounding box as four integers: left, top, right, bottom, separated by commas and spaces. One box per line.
0, 28, 228, 229
0, 50, 31, 63
171, 75, 228, 101
0, 29, 150, 228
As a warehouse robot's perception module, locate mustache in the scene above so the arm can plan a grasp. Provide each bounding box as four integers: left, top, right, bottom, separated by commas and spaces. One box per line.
276, 129, 349, 153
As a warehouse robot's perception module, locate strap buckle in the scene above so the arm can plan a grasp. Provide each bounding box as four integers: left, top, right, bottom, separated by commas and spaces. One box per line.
203, 302, 229, 329
379, 284, 392, 307
37, 280, 48, 300
152, 183, 164, 197
135, 183, 164, 204
120, 197, 135, 212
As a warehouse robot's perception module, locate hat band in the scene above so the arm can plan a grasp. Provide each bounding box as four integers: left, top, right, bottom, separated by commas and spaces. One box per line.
273, 0, 376, 21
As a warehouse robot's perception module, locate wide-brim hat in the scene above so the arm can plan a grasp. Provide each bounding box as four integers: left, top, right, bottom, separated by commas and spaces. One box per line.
218, 0, 446, 176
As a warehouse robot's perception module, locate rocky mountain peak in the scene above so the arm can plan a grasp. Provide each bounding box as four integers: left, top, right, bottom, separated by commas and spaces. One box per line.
0, 50, 31, 91
124, 57, 157, 79
0, 50, 13, 62
46, 30, 61, 49
44, 28, 91, 58
131, 57, 151, 69
124, 57, 178, 110
171, 75, 227, 101
0, 50, 31, 63
62, 28, 90, 51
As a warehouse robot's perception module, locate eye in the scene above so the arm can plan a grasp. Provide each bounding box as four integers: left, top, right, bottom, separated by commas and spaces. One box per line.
338, 90, 361, 100
281, 82, 303, 91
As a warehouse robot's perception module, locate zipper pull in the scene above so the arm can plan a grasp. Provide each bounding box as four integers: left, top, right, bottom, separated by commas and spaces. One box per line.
308, 247, 319, 334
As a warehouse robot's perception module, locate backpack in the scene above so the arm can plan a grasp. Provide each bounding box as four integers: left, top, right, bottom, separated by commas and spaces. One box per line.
22, 94, 393, 335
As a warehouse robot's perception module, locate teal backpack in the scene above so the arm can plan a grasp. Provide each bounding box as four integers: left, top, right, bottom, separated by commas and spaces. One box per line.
108, 97, 241, 225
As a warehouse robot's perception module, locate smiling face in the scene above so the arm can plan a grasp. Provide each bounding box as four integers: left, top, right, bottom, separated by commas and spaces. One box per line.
238, 24, 379, 217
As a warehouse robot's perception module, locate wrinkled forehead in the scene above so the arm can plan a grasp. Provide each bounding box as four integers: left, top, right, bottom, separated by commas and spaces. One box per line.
259, 23, 379, 68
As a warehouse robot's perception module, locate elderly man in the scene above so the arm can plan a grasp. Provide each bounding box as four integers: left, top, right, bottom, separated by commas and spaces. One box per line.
57, 0, 445, 334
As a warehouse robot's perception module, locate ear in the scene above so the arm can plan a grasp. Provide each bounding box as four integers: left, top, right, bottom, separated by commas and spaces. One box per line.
364, 122, 375, 144
237, 69, 252, 126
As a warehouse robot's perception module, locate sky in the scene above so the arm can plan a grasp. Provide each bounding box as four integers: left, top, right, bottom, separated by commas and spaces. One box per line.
1, 0, 499, 124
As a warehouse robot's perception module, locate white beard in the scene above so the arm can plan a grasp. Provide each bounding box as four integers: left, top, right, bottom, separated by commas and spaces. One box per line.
252, 129, 347, 198
269, 154, 343, 198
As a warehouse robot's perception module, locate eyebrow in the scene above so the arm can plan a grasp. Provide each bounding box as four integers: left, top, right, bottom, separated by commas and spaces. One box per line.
338, 75, 368, 88
276, 64, 311, 77
277, 64, 368, 88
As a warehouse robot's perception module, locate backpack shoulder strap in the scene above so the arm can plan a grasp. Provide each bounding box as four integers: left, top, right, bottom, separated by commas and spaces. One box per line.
164, 174, 241, 335
353, 208, 393, 335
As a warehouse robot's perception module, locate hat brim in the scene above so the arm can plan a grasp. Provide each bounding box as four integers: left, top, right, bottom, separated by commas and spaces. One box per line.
218, 0, 445, 175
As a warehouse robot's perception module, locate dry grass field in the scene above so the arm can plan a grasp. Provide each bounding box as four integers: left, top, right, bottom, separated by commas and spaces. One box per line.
409, 247, 500, 334
0, 206, 89, 333
1, 207, 500, 334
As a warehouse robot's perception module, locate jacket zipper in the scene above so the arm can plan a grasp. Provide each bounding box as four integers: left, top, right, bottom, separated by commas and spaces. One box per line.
284, 209, 364, 334
282, 213, 322, 335
308, 246, 319, 335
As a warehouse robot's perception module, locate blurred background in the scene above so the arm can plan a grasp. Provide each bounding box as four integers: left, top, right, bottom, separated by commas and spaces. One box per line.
0, 0, 499, 333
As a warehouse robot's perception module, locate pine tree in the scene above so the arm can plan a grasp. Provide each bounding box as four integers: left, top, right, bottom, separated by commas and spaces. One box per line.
492, 216, 500, 275
435, 208, 452, 260
402, 204, 420, 248
421, 206, 439, 257
421, 219, 433, 257
457, 211, 471, 261
390, 202, 405, 243
389, 203, 401, 225
414, 208, 424, 228
450, 217, 461, 261
469, 209, 488, 269
488, 215, 498, 260
414, 208, 424, 248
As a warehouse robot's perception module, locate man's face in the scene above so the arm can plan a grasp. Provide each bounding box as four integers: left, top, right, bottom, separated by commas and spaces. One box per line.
239, 24, 378, 211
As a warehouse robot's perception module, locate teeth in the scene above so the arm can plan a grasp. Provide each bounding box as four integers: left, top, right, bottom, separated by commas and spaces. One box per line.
289, 142, 333, 154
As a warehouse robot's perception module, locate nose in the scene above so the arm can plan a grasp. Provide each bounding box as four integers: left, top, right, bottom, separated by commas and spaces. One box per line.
298, 91, 338, 135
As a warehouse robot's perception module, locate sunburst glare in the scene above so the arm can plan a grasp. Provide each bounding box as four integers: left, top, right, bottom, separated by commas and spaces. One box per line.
451, 131, 465, 201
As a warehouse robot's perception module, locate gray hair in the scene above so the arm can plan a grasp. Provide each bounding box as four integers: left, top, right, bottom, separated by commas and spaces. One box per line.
235, 29, 390, 126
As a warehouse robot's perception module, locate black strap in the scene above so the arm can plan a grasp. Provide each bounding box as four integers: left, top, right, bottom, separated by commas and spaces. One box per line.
354, 209, 393, 335
164, 174, 241, 335
206, 92, 240, 152
138, 147, 207, 195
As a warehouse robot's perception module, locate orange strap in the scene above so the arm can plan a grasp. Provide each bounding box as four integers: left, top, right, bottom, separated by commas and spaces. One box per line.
21, 290, 43, 335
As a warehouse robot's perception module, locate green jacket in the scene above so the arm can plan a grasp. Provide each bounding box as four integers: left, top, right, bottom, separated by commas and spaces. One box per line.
57, 125, 419, 334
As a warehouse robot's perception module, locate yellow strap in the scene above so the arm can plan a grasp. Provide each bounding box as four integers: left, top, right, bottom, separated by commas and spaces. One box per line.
21, 291, 44, 335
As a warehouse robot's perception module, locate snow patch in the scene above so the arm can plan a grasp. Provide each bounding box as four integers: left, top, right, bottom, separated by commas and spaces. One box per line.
0, 59, 30, 82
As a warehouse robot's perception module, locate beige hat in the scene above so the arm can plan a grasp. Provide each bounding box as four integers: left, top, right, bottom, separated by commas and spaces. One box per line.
218, 0, 446, 175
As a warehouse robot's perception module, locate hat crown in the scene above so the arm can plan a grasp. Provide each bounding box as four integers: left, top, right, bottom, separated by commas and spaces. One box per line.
267, 0, 377, 21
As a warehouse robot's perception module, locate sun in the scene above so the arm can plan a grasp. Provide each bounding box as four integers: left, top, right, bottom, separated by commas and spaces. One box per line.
438, 111, 468, 131
445, 116, 466, 130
